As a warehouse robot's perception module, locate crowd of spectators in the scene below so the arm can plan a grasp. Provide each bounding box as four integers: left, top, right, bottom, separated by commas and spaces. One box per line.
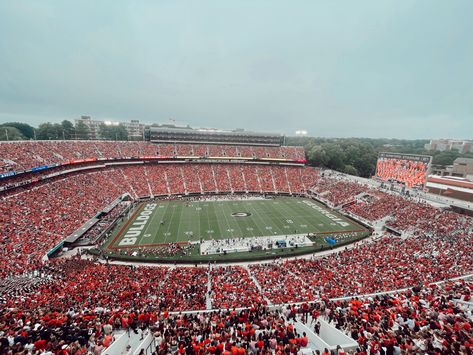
210, 266, 266, 309
0, 257, 207, 354
1, 252, 471, 353
344, 192, 406, 222
319, 280, 473, 354
2, 161, 318, 198
249, 263, 316, 304
0, 170, 125, 277
0, 141, 305, 174
79, 202, 130, 245
275, 228, 472, 299
1, 143, 473, 353
311, 177, 369, 207
150, 306, 313, 354
375, 158, 429, 188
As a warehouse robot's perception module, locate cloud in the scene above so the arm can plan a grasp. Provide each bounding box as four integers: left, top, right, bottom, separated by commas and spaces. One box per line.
0, 0, 471, 138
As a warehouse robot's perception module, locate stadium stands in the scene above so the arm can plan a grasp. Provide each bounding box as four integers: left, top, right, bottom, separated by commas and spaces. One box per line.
321, 280, 472, 354
0, 141, 306, 174
210, 266, 266, 309
0, 141, 472, 354
344, 191, 406, 222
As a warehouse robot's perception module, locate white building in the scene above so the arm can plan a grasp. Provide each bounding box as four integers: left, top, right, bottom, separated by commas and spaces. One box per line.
74, 116, 145, 140
425, 139, 473, 154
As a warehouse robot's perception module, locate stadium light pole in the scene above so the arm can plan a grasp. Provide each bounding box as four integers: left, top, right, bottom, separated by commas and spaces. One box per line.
5, 128, 8, 141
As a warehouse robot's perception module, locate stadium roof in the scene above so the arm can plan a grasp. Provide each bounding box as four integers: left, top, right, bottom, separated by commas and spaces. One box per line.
454, 157, 473, 164
150, 124, 281, 137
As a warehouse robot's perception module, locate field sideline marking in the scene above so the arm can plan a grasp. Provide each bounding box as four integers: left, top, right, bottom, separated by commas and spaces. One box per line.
163, 201, 180, 244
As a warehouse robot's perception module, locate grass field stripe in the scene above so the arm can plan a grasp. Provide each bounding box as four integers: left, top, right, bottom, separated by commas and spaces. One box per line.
278, 198, 319, 234
174, 203, 185, 242
261, 199, 291, 235
140, 202, 160, 245
202, 201, 212, 239
214, 203, 228, 239
220, 202, 238, 238
282, 198, 329, 233
216, 203, 230, 238
229, 202, 245, 238
198, 203, 208, 239
155, 202, 172, 244
246, 201, 274, 237
162, 202, 176, 244
196, 202, 201, 239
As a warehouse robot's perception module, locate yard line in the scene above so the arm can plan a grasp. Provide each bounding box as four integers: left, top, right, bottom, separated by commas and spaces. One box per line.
174, 203, 186, 242
162, 202, 178, 244
246, 200, 276, 237
140, 202, 164, 246
219, 202, 240, 239
274, 198, 317, 234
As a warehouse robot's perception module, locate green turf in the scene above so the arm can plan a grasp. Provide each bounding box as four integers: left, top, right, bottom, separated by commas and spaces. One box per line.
106, 197, 366, 250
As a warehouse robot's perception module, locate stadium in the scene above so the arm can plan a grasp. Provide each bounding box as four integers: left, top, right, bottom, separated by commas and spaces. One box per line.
1, 126, 472, 354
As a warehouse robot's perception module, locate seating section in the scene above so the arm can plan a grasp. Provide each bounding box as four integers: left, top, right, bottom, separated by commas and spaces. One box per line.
0, 141, 306, 174
227, 165, 247, 192
213, 165, 232, 192
1, 142, 472, 354
249, 263, 315, 304
2, 261, 469, 354
0, 164, 318, 276
257, 166, 275, 192
210, 266, 266, 309
319, 280, 472, 354
344, 191, 406, 221
311, 177, 369, 206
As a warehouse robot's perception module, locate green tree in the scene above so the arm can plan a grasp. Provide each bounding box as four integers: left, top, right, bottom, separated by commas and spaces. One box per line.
353, 153, 377, 177
323, 143, 346, 171
36, 123, 63, 140
98, 123, 128, 140
61, 120, 74, 139
1, 122, 34, 139
342, 164, 358, 176
0, 126, 25, 140
75, 121, 90, 140
308, 145, 328, 166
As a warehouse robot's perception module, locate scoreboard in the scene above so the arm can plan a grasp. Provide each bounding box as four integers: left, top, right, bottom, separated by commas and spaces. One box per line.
375, 152, 432, 188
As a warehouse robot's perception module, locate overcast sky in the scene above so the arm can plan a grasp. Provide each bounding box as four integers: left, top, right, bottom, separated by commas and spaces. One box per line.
0, 1, 472, 139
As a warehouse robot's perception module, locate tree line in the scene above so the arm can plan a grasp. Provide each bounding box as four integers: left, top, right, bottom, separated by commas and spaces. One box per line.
287, 137, 473, 178
0, 121, 133, 141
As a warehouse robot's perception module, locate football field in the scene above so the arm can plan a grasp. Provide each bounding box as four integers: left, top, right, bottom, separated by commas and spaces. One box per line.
106, 196, 366, 250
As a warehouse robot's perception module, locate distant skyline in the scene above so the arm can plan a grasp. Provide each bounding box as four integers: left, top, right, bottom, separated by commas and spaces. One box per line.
0, 1, 472, 139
